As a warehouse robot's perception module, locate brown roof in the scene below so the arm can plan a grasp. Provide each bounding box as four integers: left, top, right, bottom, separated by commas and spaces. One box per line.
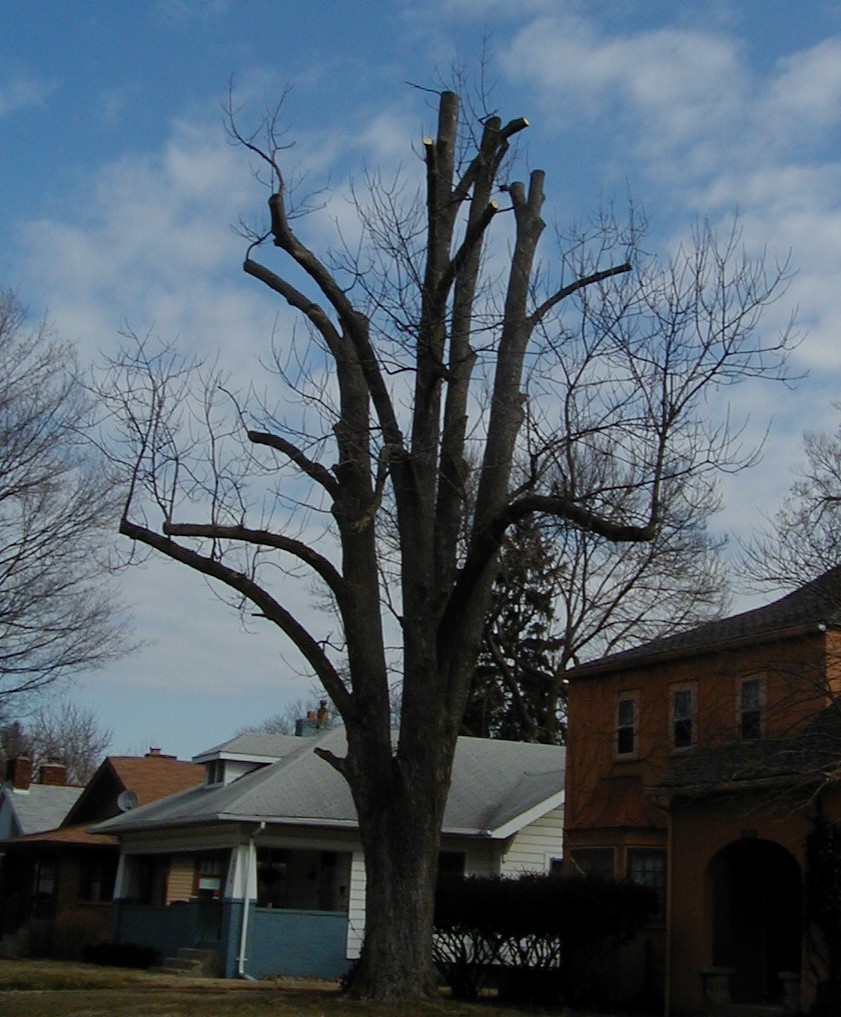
1, 822, 118, 848
572, 566, 841, 679
105, 755, 204, 806
0, 752, 204, 851
63, 753, 204, 827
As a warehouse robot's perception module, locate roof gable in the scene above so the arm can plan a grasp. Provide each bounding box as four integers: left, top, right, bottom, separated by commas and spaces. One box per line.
64, 753, 203, 826
0, 784, 83, 837
192, 733, 303, 764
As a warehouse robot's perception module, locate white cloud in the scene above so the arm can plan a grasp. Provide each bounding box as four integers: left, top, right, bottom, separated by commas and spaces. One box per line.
11, 100, 370, 728
0, 70, 56, 117
502, 15, 747, 150
18, 113, 274, 363
762, 37, 841, 145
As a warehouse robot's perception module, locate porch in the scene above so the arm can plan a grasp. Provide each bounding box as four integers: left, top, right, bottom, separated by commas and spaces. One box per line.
112, 898, 349, 979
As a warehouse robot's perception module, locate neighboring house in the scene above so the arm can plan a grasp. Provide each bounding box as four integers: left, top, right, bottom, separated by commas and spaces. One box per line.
564, 566, 841, 1015
0, 748, 203, 959
94, 729, 566, 980
0, 757, 82, 840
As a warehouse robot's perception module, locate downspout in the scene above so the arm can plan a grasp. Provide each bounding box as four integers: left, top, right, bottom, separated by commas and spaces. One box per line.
237, 821, 265, 978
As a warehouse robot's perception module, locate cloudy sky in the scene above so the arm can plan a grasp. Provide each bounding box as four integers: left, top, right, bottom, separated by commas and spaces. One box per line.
3, 0, 841, 760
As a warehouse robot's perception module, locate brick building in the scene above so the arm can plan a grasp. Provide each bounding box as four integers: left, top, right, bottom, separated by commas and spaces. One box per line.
565, 567, 841, 1014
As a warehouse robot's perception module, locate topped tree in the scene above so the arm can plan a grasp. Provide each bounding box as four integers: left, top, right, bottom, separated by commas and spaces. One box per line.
106, 88, 792, 999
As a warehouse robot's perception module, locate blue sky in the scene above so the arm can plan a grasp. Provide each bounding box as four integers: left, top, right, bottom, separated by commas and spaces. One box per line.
4, 0, 841, 761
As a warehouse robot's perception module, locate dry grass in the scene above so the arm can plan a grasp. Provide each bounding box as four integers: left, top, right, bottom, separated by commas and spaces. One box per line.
0, 959, 582, 1017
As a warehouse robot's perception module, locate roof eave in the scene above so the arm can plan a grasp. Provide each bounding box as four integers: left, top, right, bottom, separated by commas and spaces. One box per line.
572, 621, 829, 680
649, 767, 841, 805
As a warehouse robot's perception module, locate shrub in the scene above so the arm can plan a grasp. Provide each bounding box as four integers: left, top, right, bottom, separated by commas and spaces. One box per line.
51, 913, 110, 961
433, 871, 658, 1006
83, 941, 162, 969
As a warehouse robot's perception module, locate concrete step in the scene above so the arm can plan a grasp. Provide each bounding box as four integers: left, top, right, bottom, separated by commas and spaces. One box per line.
708, 1006, 785, 1017
157, 947, 220, 977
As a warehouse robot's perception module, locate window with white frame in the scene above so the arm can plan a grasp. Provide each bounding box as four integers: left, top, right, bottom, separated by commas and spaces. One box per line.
627, 848, 666, 922
616, 694, 638, 757
570, 847, 615, 880
671, 685, 695, 749
739, 677, 764, 740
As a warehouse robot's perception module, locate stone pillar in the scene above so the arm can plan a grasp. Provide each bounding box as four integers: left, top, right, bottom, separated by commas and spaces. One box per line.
700, 966, 735, 1011
778, 970, 801, 1015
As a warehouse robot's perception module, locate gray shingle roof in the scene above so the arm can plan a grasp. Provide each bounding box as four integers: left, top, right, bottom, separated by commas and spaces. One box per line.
1, 784, 83, 836
573, 566, 841, 678
95, 730, 565, 839
192, 733, 306, 763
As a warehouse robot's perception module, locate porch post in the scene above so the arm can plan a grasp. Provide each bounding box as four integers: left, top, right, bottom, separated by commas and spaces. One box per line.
229, 823, 264, 978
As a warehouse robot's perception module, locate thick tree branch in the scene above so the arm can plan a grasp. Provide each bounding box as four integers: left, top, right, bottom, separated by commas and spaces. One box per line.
120, 516, 352, 714
161, 520, 347, 602
247, 430, 340, 498
528, 261, 633, 328
434, 200, 500, 307
243, 257, 342, 352
257, 204, 406, 458
440, 493, 658, 666
453, 114, 528, 202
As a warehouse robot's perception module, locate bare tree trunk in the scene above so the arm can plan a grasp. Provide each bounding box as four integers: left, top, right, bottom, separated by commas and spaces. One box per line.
347, 739, 451, 997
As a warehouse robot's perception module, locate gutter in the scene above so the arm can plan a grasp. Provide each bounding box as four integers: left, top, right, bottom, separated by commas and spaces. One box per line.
237, 821, 265, 979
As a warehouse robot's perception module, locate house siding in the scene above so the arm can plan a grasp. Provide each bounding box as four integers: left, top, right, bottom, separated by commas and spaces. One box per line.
501, 807, 564, 874
112, 900, 197, 959
346, 850, 366, 960
166, 855, 194, 902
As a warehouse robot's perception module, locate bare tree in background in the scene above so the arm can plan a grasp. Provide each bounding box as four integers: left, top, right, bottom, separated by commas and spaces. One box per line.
747, 410, 841, 589
239, 695, 339, 736
1, 699, 111, 785
465, 489, 728, 743
100, 89, 793, 999
0, 290, 128, 702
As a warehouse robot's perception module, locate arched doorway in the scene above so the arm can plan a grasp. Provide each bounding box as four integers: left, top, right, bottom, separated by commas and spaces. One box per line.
707, 839, 801, 1005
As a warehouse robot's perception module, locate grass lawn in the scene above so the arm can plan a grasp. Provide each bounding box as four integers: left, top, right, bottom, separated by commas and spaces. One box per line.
0, 958, 592, 1017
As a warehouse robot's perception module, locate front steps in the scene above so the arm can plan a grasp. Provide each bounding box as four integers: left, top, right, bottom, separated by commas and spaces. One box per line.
159, 947, 221, 977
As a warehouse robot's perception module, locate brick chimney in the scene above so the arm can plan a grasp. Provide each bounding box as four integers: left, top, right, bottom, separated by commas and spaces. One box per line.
5, 755, 32, 791
39, 760, 67, 786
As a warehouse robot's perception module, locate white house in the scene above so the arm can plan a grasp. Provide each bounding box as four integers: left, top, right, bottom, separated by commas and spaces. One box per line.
94, 728, 565, 979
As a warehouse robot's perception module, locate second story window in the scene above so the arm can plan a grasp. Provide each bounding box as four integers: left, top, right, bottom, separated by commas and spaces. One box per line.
739, 677, 763, 740
672, 686, 694, 749
616, 695, 638, 756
